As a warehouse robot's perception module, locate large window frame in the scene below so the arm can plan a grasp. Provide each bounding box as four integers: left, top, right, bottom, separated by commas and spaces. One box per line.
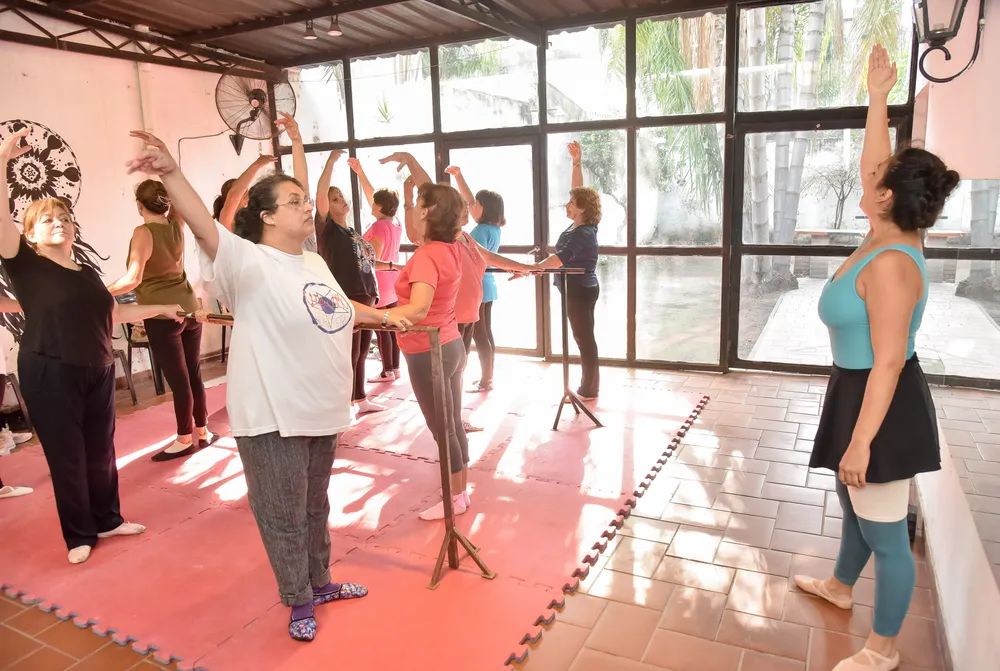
274, 1, 1000, 390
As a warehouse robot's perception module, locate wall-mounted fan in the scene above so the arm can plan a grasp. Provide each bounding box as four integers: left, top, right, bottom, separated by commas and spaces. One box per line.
215, 70, 296, 155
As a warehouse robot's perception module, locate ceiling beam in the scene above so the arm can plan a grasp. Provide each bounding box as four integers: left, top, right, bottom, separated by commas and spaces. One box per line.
44, 0, 103, 8
4, 0, 281, 78
176, 0, 410, 43
272, 26, 498, 68
420, 0, 541, 45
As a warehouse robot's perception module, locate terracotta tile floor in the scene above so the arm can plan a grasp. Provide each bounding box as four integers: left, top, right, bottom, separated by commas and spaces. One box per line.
518, 369, 950, 671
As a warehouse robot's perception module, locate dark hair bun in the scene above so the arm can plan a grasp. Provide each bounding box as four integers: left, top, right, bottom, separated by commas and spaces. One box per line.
879, 147, 961, 231
233, 206, 256, 241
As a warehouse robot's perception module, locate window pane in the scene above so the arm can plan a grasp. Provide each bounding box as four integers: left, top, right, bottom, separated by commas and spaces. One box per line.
439, 38, 539, 132
490, 255, 538, 351
637, 256, 721, 364
637, 125, 724, 246
929, 180, 1000, 250
738, 254, 834, 366
741, 128, 897, 247
354, 143, 435, 229
550, 255, 626, 359
288, 63, 348, 144
740, 255, 1000, 380
351, 51, 433, 140
738, 2, 913, 111
546, 24, 626, 122
637, 12, 726, 117
280, 152, 355, 224
548, 130, 627, 247
448, 144, 535, 247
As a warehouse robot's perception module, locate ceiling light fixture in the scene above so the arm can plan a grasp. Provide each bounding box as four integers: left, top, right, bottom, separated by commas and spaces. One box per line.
303, 19, 318, 40
327, 15, 343, 37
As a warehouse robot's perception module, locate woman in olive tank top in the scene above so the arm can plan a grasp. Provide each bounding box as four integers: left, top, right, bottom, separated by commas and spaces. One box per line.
107, 180, 216, 461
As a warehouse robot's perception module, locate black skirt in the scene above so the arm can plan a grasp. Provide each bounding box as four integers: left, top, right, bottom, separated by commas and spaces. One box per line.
810, 355, 941, 484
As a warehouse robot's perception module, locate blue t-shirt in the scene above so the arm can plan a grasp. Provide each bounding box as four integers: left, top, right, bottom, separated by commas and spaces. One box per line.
469, 223, 502, 303
554, 223, 599, 291
817, 244, 927, 369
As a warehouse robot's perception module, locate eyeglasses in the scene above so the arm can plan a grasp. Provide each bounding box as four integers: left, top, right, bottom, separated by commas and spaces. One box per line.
276, 197, 315, 209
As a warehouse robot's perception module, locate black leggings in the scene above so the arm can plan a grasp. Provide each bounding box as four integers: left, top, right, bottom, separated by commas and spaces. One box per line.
459, 302, 495, 386
566, 284, 600, 397
403, 339, 469, 474
368, 301, 400, 374
144, 317, 207, 436
352, 296, 377, 401
19, 351, 123, 549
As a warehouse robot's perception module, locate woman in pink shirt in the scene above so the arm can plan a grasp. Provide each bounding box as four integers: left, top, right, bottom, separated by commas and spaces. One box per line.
349, 157, 403, 383
385, 181, 469, 521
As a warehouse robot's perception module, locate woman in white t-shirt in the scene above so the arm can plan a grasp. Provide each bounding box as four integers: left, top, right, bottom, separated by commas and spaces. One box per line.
126, 127, 410, 644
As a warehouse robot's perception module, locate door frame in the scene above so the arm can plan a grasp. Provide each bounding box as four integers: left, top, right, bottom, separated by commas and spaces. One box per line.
440, 135, 547, 359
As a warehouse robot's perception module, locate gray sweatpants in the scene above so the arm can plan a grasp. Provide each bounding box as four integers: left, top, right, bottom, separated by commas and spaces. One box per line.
236, 432, 337, 607
403, 338, 469, 474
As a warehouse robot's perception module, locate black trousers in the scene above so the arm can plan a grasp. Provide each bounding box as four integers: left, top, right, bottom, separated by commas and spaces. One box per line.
565, 283, 600, 397
352, 296, 377, 401
18, 351, 123, 549
367, 300, 400, 374
144, 317, 207, 436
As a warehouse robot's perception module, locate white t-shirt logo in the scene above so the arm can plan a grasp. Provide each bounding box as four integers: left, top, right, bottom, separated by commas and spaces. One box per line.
302, 282, 353, 334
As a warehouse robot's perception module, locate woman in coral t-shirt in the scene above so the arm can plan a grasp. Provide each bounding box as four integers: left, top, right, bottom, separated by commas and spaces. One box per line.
386, 180, 469, 521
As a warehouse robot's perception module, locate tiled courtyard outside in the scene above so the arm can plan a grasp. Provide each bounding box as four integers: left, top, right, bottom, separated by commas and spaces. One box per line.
749, 278, 1000, 380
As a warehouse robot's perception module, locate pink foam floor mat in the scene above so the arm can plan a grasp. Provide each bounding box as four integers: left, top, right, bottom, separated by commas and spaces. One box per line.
0, 359, 705, 670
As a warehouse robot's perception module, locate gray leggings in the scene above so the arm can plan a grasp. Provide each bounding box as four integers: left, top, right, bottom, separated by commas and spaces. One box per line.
236, 432, 337, 607
404, 338, 469, 474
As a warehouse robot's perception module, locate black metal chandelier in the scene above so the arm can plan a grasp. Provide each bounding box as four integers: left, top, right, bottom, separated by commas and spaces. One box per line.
914, 0, 988, 83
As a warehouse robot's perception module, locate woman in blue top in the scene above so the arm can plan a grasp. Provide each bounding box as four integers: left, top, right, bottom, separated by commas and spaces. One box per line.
795, 46, 959, 671
534, 141, 601, 400
445, 165, 504, 392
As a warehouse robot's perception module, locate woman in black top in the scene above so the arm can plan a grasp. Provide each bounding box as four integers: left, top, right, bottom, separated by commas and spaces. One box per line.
314, 150, 384, 416
534, 141, 601, 400
0, 128, 183, 565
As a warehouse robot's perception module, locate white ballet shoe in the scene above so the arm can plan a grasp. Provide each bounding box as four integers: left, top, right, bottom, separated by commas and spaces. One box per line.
0, 485, 32, 499
68, 545, 91, 564
793, 575, 853, 609
418, 495, 467, 521
97, 522, 146, 538
832, 647, 900, 670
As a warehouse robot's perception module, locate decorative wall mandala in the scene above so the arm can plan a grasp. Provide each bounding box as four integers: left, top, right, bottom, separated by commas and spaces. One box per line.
0, 119, 107, 343
1, 120, 82, 224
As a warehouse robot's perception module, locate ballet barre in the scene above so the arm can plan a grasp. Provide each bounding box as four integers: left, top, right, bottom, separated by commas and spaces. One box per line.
183, 311, 495, 590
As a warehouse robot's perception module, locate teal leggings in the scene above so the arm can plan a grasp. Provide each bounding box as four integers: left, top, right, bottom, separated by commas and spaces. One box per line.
833, 480, 914, 637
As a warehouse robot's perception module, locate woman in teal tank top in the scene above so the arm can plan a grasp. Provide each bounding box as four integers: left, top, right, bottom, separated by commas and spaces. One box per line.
794, 46, 960, 671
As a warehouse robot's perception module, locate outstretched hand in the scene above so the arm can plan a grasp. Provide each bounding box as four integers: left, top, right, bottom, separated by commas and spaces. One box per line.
346, 156, 363, 173
444, 165, 462, 177
126, 131, 179, 177
385, 312, 411, 331
379, 152, 410, 172
275, 112, 302, 143
0, 128, 31, 162
867, 44, 898, 99
254, 153, 278, 167
568, 141, 582, 163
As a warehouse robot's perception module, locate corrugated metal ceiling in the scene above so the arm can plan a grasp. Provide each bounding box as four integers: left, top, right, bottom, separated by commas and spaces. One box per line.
31, 0, 712, 66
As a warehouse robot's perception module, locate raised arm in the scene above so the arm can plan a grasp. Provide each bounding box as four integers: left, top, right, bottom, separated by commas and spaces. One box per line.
106, 226, 153, 296
127, 131, 220, 260
838, 252, 921, 488
276, 113, 308, 198
219, 154, 275, 231
380, 152, 432, 188
444, 165, 482, 223
315, 150, 345, 221
568, 141, 584, 190
861, 45, 897, 183
0, 129, 32, 259
401, 176, 422, 244
347, 157, 377, 209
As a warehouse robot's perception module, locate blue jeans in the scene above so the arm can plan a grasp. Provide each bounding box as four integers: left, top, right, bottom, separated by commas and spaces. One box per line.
833, 480, 914, 636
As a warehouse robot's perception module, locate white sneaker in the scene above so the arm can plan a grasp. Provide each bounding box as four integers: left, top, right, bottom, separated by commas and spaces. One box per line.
355, 399, 386, 415
0, 427, 14, 456
11, 430, 31, 444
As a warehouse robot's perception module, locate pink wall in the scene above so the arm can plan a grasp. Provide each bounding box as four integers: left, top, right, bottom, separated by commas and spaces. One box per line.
919, 0, 1000, 179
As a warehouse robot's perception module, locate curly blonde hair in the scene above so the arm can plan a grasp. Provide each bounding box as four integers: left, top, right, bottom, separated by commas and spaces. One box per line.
571, 187, 601, 225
